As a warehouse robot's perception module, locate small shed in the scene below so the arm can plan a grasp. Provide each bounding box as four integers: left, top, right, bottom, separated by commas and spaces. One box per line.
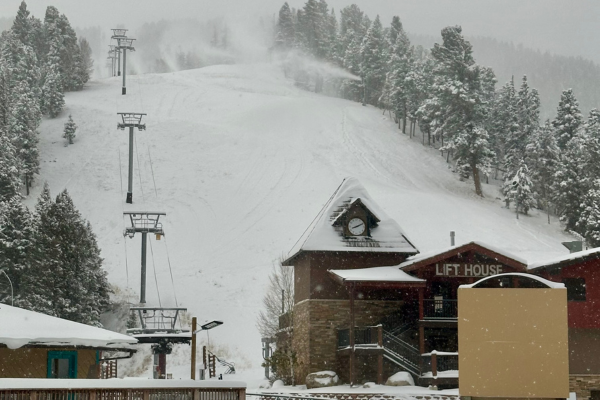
0, 303, 137, 379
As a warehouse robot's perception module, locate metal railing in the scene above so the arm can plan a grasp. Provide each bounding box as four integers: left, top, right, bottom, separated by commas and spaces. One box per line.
381, 331, 421, 376
423, 299, 458, 319
337, 326, 377, 348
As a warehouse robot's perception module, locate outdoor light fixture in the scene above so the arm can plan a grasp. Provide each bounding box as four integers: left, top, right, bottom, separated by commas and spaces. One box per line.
194, 320, 223, 334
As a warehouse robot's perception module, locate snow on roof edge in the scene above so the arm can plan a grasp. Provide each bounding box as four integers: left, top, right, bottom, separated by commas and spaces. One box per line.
528, 247, 600, 270
399, 241, 528, 269
459, 273, 565, 289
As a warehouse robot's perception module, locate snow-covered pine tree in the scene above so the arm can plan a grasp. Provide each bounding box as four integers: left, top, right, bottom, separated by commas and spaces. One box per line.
21, 185, 110, 325
275, 3, 296, 52
9, 80, 41, 193
63, 114, 77, 145
19, 184, 56, 316
0, 134, 21, 202
0, 30, 41, 100
507, 161, 536, 215
525, 120, 559, 223
577, 179, 600, 248
489, 79, 518, 183
380, 17, 412, 130
359, 16, 385, 106
11, 1, 33, 48
582, 109, 600, 181
0, 196, 37, 305
517, 76, 540, 141
552, 131, 588, 231
430, 26, 492, 195
41, 40, 65, 118
552, 88, 583, 150
444, 125, 495, 196
340, 33, 363, 101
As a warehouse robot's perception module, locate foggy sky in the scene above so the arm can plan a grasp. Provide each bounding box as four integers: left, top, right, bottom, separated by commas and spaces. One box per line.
1, 0, 599, 63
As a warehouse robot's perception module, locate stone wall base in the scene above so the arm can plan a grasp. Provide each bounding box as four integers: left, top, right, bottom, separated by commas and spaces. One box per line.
570, 375, 600, 399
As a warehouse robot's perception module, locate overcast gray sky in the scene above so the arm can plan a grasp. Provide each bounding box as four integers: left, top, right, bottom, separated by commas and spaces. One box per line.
2, 0, 599, 62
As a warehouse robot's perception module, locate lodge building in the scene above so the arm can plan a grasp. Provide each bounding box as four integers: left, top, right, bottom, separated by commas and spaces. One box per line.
281, 177, 600, 398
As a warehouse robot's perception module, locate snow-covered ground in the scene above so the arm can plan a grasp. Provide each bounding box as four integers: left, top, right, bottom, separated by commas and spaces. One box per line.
24, 62, 574, 379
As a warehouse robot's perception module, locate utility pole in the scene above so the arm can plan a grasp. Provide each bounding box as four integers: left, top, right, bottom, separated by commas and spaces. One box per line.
123, 212, 166, 304
117, 112, 146, 204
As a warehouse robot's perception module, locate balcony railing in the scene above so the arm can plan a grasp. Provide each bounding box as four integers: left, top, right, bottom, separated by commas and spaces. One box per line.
423, 299, 458, 320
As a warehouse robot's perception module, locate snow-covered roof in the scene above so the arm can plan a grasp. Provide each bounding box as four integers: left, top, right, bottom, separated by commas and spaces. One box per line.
528, 247, 600, 270
399, 241, 528, 271
459, 273, 565, 289
283, 178, 418, 264
0, 303, 137, 350
329, 266, 425, 284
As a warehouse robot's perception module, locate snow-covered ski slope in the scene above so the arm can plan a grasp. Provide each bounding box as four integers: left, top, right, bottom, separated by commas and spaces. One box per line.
27, 62, 574, 370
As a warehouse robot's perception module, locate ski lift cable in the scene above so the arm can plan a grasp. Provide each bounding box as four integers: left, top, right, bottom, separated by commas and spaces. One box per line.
147, 147, 159, 198
162, 234, 180, 307
118, 148, 130, 289
148, 238, 163, 308
134, 131, 146, 202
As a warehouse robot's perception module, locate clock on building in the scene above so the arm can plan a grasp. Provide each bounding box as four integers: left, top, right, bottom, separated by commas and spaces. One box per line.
348, 217, 366, 236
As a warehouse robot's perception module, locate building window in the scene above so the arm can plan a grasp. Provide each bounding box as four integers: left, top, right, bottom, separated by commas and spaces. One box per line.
563, 278, 586, 302
47, 351, 78, 379
590, 390, 600, 400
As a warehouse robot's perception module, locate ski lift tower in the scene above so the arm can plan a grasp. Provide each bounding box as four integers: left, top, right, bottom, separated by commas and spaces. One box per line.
111, 29, 127, 77
118, 112, 146, 204
117, 36, 135, 95
123, 211, 191, 379
107, 45, 117, 77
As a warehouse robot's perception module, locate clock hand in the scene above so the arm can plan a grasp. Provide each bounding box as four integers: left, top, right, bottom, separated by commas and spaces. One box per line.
351, 222, 364, 229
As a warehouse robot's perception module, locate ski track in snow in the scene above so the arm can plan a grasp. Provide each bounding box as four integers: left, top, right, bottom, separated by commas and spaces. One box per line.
26, 63, 575, 378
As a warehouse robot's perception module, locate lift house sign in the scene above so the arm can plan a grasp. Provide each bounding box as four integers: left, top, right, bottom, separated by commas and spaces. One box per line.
435, 263, 503, 277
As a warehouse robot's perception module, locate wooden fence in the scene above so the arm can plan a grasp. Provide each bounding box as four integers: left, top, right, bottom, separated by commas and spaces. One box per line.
0, 380, 246, 400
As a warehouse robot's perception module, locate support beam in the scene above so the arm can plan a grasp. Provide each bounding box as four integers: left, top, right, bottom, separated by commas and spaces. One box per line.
140, 232, 147, 304
117, 113, 146, 204
349, 282, 355, 387
127, 126, 134, 203
191, 317, 197, 380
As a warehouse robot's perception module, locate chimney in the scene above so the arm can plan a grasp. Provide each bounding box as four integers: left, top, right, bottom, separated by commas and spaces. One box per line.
450, 231, 455, 247
562, 241, 583, 253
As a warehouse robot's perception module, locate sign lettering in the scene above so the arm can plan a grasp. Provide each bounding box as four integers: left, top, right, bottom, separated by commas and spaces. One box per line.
434, 263, 503, 277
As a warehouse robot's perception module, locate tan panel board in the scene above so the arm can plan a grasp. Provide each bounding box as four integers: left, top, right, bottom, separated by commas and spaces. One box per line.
0, 348, 98, 379
458, 288, 569, 398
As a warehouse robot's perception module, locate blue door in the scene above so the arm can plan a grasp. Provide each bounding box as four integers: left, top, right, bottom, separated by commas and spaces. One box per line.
47, 351, 78, 379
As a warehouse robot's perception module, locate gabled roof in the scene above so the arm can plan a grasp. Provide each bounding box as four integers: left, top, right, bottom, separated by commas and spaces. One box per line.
283, 178, 418, 265
528, 247, 600, 271
399, 241, 528, 272
0, 303, 137, 350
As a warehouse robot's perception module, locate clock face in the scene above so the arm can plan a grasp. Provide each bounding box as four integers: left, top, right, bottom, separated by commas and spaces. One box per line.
348, 217, 366, 236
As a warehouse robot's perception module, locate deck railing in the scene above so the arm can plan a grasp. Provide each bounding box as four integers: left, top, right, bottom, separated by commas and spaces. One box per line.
423, 299, 458, 319
337, 326, 380, 348
421, 351, 459, 378
0, 379, 246, 400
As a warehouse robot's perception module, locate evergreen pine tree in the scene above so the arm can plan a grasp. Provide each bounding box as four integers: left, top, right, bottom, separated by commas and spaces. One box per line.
21, 185, 110, 325
552, 131, 588, 231
41, 41, 65, 118
63, 114, 77, 145
340, 34, 363, 101
552, 89, 583, 150
359, 16, 385, 106
0, 133, 22, 202
507, 162, 536, 215
9, 80, 41, 193
0, 196, 37, 305
577, 179, 600, 248
525, 121, 559, 222
275, 3, 296, 52
429, 26, 491, 196
11, 1, 33, 47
